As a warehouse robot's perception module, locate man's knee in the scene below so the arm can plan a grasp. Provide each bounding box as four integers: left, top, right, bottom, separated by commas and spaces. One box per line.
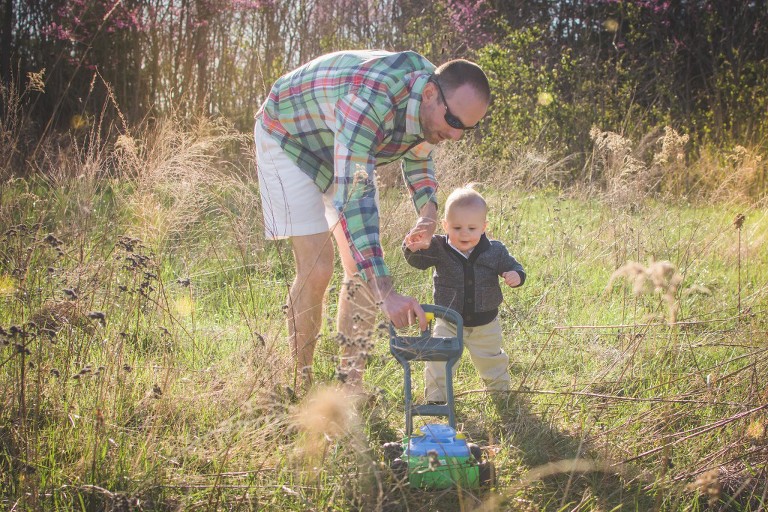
300, 257, 334, 288
293, 236, 335, 290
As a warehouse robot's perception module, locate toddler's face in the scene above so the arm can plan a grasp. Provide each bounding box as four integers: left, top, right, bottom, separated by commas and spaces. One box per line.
442, 204, 487, 253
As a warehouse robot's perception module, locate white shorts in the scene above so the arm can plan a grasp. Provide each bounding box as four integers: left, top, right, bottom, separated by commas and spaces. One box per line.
254, 121, 339, 239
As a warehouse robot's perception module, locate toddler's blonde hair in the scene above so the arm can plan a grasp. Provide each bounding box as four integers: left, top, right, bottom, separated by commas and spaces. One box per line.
444, 185, 487, 219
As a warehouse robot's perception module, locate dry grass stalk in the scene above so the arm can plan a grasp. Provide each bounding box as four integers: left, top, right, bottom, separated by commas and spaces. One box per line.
26, 69, 46, 94
606, 260, 683, 323
715, 145, 765, 201
29, 300, 93, 333
1, 76, 29, 178
589, 125, 690, 206
290, 385, 362, 466
686, 468, 721, 506
689, 144, 766, 201
113, 116, 248, 249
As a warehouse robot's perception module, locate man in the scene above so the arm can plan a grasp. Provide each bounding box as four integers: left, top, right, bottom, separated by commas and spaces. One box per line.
255, 50, 490, 392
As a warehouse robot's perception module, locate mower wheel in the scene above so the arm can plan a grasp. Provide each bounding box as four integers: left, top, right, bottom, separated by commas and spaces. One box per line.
382, 442, 403, 462
467, 442, 482, 462
479, 461, 496, 487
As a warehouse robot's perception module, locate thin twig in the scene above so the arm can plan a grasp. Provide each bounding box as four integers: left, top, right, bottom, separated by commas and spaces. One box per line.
672, 445, 767, 483
617, 402, 768, 465
453, 387, 752, 408
517, 330, 555, 390
551, 314, 747, 330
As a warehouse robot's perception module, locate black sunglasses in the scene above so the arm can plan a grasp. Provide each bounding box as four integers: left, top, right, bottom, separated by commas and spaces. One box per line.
429, 75, 479, 130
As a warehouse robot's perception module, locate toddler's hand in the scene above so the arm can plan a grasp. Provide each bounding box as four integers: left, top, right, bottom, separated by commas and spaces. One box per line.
403, 230, 423, 250
503, 271, 521, 288
404, 217, 436, 251
404, 237, 423, 251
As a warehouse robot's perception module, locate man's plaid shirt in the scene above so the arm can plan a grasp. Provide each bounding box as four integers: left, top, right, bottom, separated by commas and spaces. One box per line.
257, 50, 438, 278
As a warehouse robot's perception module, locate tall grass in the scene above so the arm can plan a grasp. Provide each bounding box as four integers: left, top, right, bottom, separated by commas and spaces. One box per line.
1, 109, 767, 511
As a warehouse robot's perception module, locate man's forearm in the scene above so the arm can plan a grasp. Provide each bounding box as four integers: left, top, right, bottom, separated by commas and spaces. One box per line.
367, 275, 395, 304
419, 200, 438, 221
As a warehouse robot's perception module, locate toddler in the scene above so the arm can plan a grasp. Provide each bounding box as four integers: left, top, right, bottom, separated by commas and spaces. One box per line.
403, 186, 525, 401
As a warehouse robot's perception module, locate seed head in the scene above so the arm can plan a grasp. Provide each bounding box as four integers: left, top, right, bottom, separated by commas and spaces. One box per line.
43, 234, 62, 247
88, 311, 106, 326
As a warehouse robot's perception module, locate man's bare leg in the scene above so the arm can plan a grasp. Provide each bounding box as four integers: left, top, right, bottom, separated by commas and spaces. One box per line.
332, 224, 377, 393
287, 232, 335, 391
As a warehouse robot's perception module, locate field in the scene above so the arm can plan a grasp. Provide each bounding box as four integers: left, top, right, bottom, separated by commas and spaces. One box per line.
1, 120, 767, 511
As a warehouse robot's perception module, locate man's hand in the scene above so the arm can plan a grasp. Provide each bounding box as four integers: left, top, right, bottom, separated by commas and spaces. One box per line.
404, 216, 437, 251
404, 202, 438, 251
503, 271, 522, 288
381, 292, 427, 330
369, 276, 427, 330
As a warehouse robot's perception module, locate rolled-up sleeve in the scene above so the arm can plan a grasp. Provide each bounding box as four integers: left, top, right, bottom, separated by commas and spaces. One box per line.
401, 141, 437, 213
334, 94, 389, 278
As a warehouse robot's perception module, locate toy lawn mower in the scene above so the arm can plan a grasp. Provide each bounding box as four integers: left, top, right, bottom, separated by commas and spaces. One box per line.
382, 304, 495, 490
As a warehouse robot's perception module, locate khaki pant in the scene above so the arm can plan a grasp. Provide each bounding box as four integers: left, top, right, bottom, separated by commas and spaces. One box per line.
424, 317, 510, 402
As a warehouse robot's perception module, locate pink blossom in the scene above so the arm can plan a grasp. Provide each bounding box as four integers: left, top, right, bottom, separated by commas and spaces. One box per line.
231, 0, 273, 9
446, 0, 495, 48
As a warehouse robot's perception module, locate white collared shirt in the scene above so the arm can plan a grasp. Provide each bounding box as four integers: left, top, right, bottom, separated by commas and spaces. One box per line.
447, 239, 475, 259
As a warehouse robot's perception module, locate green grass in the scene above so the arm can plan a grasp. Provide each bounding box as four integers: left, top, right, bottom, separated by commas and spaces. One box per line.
1, 138, 767, 511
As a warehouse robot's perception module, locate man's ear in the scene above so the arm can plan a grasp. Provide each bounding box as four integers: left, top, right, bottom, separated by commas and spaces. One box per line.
423, 81, 439, 103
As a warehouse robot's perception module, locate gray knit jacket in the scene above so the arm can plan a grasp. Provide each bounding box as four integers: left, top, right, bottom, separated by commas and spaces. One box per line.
403, 233, 525, 327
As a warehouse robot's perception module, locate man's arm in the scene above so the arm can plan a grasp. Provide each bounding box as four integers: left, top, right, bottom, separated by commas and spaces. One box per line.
333, 94, 390, 278
333, 93, 426, 328
401, 145, 438, 250
401, 149, 437, 214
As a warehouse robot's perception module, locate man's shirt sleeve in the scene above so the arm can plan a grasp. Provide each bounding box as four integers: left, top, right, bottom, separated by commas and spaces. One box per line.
334, 93, 389, 278
401, 142, 437, 213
